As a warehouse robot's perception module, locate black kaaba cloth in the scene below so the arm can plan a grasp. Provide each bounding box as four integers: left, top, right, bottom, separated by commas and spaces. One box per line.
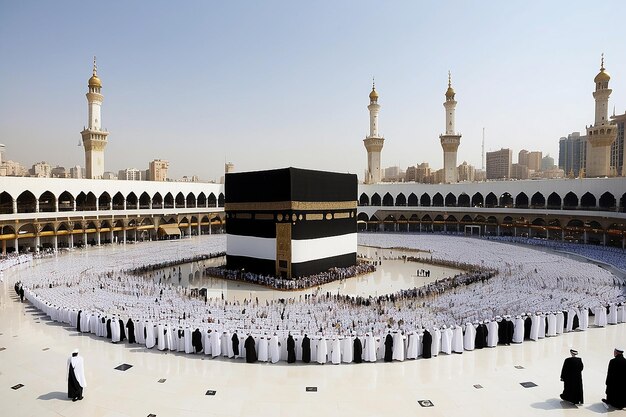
225, 167, 357, 278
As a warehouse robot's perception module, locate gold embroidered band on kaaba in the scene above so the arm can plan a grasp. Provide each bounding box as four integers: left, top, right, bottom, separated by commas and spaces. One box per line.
224, 201, 357, 211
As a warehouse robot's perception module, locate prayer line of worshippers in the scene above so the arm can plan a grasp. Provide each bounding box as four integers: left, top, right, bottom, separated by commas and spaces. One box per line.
21, 280, 626, 364
15, 233, 626, 365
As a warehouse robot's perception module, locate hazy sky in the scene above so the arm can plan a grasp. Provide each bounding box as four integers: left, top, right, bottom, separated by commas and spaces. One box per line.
1, 1, 624, 181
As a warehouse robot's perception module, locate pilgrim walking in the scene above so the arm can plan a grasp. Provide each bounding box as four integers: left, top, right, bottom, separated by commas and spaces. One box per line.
603, 347, 626, 409
67, 349, 86, 401
560, 349, 583, 405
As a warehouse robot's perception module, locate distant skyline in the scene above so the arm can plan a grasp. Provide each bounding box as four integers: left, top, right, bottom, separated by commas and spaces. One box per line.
1, 1, 625, 181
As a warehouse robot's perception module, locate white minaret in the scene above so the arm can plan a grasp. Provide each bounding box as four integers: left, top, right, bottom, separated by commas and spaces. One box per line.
586, 54, 617, 177
363, 81, 384, 184
439, 71, 462, 183
81, 57, 109, 179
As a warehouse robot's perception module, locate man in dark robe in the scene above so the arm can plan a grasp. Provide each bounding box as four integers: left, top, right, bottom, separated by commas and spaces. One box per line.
505, 318, 514, 345
560, 349, 584, 405
126, 318, 136, 344
118, 319, 126, 342
287, 334, 296, 363
572, 313, 579, 331
384, 332, 393, 362
231, 332, 240, 357
353, 337, 363, 363
67, 349, 86, 402
422, 330, 432, 359
76, 310, 82, 332
244, 334, 257, 363
475, 323, 487, 349
106, 318, 112, 339
192, 328, 202, 353
302, 334, 311, 363
603, 348, 626, 409
524, 315, 532, 340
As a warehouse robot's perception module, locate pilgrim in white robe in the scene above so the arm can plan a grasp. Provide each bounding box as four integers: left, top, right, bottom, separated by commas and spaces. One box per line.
464, 323, 476, 351
257, 336, 269, 362
210, 330, 221, 358
579, 308, 589, 330
342, 335, 354, 363
608, 304, 618, 325
331, 337, 341, 364
184, 326, 193, 354
451, 326, 464, 353
269, 335, 281, 364
486, 321, 498, 347
407, 332, 419, 359
546, 312, 557, 337
157, 324, 166, 350
512, 316, 524, 343
317, 336, 328, 364
392, 332, 406, 360
145, 322, 156, 349
111, 317, 121, 343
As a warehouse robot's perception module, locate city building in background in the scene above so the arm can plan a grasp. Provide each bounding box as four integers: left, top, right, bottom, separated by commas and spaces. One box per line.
610, 111, 625, 176
118, 168, 143, 181
486, 148, 512, 180
559, 132, 587, 177
148, 159, 169, 181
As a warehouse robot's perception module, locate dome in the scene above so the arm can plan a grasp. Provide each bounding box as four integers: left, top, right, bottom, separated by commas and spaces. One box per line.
594, 68, 610, 83
445, 86, 455, 99
369, 88, 378, 101
88, 74, 102, 88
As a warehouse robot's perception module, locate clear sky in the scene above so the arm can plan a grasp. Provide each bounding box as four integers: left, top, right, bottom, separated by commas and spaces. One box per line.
1, 1, 624, 181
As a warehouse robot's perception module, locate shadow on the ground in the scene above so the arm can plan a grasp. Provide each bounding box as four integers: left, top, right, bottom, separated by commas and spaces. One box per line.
37, 391, 68, 401
531, 398, 578, 410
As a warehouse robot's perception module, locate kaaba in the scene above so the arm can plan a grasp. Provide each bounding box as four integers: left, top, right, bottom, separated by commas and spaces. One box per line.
225, 167, 357, 278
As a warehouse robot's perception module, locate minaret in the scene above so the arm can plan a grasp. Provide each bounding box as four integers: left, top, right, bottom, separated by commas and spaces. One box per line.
586, 54, 617, 177
80, 57, 109, 179
439, 71, 462, 183
363, 80, 384, 184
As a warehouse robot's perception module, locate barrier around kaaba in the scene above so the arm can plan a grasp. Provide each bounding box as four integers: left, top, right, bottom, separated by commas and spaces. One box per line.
225, 167, 357, 278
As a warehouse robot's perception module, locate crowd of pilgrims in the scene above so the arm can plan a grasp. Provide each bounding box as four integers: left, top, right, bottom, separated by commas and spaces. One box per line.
128, 252, 225, 276
204, 262, 377, 290
485, 235, 626, 271
13, 233, 626, 365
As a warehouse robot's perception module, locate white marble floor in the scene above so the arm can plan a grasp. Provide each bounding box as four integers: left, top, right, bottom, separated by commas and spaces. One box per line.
1, 268, 625, 417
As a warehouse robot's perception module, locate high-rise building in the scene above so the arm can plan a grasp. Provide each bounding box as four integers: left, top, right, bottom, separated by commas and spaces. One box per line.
610, 111, 625, 176
51, 166, 69, 178
383, 166, 404, 182
511, 163, 529, 180
586, 55, 617, 177
118, 168, 143, 181
404, 162, 431, 183
29, 161, 51, 178
439, 72, 462, 183
559, 132, 587, 177
70, 166, 84, 179
457, 161, 475, 182
363, 82, 384, 184
0, 161, 27, 177
80, 57, 109, 179
527, 151, 542, 172
0, 144, 5, 166
518, 150, 529, 167
102, 172, 118, 180
148, 159, 169, 182
541, 154, 555, 171
486, 148, 512, 180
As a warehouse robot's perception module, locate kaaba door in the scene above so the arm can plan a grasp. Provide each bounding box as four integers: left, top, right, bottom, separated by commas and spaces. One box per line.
275, 223, 292, 278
